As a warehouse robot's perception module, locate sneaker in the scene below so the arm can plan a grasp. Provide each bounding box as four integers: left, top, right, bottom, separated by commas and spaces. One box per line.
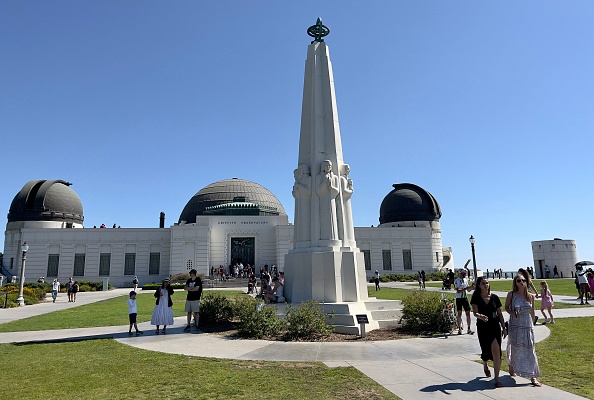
183, 325, 191, 332
458, 329, 462, 335
550, 320, 555, 324
542, 320, 547, 325
534, 316, 538, 324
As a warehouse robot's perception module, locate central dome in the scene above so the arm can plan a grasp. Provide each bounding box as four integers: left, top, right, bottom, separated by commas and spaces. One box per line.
178, 178, 287, 223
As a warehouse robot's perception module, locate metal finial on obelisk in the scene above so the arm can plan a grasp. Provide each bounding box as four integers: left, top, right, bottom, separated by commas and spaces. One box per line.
307, 17, 330, 42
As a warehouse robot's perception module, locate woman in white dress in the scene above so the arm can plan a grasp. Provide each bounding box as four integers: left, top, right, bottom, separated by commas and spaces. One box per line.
151, 278, 174, 334
505, 274, 542, 386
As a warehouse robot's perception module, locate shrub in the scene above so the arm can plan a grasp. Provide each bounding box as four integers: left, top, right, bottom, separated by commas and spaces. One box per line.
380, 271, 448, 283
141, 283, 185, 291
400, 290, 456, 334
233, 296, 284, 339
284, 301, 333, 340
200, 293, 233, 325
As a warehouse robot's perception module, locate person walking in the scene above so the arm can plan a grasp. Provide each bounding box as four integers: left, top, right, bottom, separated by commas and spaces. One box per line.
374, 270, 381, 291
454, 269, 475, 335
51, 278, 60, 303
183, 269, 203, 332
151, 278, 174, 334
471, 276, 507, 388
132, 276, 139, 292
539, 280, 555, 324
127, 291, 143, 336
420, 270, 426, 289
518, 268, 539, 324
66, 277, 74, 302
505, 274, 542, 387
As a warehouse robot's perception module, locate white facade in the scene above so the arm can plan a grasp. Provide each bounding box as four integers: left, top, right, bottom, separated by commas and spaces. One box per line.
356, 220, 445, 275
531, 239, 578, 279
3, 212, 448, 287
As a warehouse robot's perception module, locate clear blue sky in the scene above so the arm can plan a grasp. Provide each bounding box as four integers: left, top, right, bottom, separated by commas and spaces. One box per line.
2, 1, 593, 269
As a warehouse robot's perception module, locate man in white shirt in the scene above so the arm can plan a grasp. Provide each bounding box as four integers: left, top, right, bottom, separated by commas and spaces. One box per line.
454, 269, 474, 335
51, 278, 60, 303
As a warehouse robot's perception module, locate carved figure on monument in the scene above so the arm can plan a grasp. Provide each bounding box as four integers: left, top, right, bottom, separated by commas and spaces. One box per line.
316, 160, 340, 241
340, 164, 356, 246
292, 164, 312, 243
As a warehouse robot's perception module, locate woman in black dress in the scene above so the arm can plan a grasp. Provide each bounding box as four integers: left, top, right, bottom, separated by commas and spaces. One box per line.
470, 276, 508, 387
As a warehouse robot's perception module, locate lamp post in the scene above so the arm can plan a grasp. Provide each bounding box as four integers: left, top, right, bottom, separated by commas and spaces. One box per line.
16, 242, 29, 307
469, 235, 477, 279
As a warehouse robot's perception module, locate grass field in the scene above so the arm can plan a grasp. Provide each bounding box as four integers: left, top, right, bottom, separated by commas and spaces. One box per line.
499, 317, 594, 399
0, 290, 245, 333
0, 339, 399, 400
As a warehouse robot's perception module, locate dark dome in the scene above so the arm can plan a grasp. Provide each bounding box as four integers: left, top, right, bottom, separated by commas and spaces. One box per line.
379, 183, 441, 224
179, 178, 287, 223
8, 180, 84, 223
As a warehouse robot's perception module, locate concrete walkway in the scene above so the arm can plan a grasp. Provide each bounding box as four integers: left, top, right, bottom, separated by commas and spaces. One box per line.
0, 284, 591, 400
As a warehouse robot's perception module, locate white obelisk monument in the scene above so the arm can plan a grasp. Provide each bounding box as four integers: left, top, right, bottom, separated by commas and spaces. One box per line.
284, 19, 369, 308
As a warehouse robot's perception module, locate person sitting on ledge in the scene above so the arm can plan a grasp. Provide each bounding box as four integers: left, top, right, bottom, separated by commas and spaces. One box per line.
264, 277, 285, 303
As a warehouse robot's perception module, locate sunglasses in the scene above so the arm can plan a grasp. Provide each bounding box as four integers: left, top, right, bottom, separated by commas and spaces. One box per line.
515, 279, 526, 283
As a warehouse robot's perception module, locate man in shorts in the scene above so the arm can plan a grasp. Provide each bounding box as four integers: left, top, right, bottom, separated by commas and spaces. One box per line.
183, 269, 203, 332
454, 269, 475, 335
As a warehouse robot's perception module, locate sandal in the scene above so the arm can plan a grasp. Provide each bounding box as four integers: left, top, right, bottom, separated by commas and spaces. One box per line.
530, 378, 542, 387
484, 365, 491, 378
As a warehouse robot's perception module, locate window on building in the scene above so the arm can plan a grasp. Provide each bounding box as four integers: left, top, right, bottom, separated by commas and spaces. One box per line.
382, 250, 392, 271
99, 253, 111, 276
124, 253, 136, 276
10, 257, 14, 270
363, 250, 371, 270
149, 253, 160, 275
186, 260, 193, 271
402, 250, 412, 270
73, 254, 85, 276
47, 254, 60, 277
436, 252, 439, 262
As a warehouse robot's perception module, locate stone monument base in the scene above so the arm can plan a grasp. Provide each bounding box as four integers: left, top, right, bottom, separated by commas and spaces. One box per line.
284, 249, 373, 335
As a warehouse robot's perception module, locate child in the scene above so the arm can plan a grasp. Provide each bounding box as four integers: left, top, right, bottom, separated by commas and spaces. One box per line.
128, 291, 143, 336
540, 281, 555, 324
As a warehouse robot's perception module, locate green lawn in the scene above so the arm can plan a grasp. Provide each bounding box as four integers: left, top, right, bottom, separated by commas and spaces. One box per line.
0, 290, 245, 333
0, 339, 399, 400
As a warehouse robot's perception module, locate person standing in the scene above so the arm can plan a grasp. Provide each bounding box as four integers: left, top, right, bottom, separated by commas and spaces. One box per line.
454, 269, 475, 335
151, 278, 174, 334
66, 277, 74, 302
505, 274, 542, 387
420, 270, 426, 289
553, 265, 559, 278
471, 276, 507, 388
374, 270, 381, 291
70, 280, 78, 302
132, 276, 139, 292
51, 278, 60, 303
127, 291, 143, 336
576, 266, 590, 305
183, 269, 203, 332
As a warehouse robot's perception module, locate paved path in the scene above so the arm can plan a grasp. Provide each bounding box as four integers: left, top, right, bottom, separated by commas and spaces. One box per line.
0, 284, 591, 400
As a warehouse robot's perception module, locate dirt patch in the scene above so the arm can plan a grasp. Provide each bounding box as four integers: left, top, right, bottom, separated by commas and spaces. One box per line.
202, 321, 417, 342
